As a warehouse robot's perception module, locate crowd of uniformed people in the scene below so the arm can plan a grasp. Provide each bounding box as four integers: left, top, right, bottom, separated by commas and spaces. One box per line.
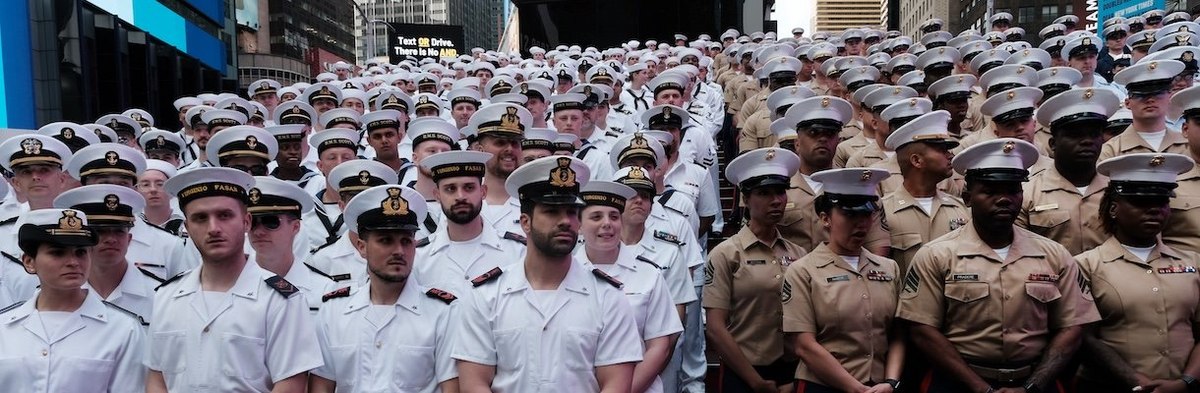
5, 6, 1200, 393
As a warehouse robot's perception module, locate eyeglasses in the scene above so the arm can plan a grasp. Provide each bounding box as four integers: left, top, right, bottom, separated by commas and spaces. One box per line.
231, 164, 269, 176
251, 215, 283, 230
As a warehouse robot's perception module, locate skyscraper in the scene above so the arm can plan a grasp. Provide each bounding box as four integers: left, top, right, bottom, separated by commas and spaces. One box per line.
813, 0, 886, 33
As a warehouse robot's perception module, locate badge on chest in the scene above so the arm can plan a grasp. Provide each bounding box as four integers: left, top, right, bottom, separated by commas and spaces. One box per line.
1158, 265, 1198, 274
866, 270, 893, 281
1027, 273, 1060, 283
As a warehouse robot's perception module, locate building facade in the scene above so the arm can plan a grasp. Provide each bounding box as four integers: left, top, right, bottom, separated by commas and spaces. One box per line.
813, 0, 886, 33
355, 0, 504, 62
899, 0, 957, 38
235, 0, 355, 104
954, 0, 1086, 42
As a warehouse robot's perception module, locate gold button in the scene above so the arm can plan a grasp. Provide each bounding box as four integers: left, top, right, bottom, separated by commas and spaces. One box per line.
1148, 270, 1154, 274
1153, 287, 1160, 292
774, 274, 781, 279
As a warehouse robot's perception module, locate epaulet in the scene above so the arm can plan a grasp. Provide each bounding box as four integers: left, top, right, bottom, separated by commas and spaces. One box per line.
0, 301, 23, 315
137, 267, 166, 283
591, 268, 624, 289
605, 130, 620, 138
321, 286, 351, 302
502, 231, 527, 245
264, 275, 300, 298
305, 263, 351, 282
102, 301, 149, 326
154, 271, 187, 291
635, 255, 662, 269
0, 216, 17, 226
0, 251, 21, 266
471, 267, 504, 287
425, 288, 457, 304
576, 145, 597, 159
416, 237, 431, 248
653, 229, 684, 246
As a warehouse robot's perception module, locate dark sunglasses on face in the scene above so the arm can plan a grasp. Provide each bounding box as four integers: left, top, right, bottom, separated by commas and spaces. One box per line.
252, 215, 284, 230
231, 164, 269, 176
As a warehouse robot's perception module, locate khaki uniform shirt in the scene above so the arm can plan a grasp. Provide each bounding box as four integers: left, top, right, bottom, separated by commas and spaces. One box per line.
834, 131, 872, 169
961, 90, 989, 133
781, 244, 899, 384
870, 156, 967, 199
1098, 129, 1189, 161
880, 187, 971, 273
896, 225, 1101, 365
723, 75, 750, 114
1075, 238, 1200, 380
1035, 126, 1054, 159
839, 120, 863, 142
846, 142, 887, 168
703, 228, 808, 365
737, 90, 769, 126
1017, 168, 1109, 256
1164, 163, 1200, 253
779, 174, 826, 253
738, 110, 776, 153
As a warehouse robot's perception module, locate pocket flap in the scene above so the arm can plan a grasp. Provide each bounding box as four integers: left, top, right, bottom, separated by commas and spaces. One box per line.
944, 282, 990, 303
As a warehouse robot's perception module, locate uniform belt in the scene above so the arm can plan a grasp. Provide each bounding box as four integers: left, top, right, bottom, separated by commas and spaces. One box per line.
968, 364, 1033, 383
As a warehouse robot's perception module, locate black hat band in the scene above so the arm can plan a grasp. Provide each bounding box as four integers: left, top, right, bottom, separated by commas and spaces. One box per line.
413, 132, 454, 147
430, 163, 485, 182
581, 192, 627, 212
521, 139, 554, 150
178, 181, 248, 208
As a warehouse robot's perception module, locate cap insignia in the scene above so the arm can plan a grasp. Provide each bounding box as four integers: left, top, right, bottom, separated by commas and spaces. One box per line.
1150, 155, 1166, 167
320, 86, 331, 95
248, 188, 261, 204
1007, 91, 1016, 100
765, 149, 776, 161
1017, 66, 1026, 74
1082, 37, 1092, 46
61, 127, 74, 140
59, 210, 82, 231
663, 106, 673, 118
105, 151, 119, 166
629, 167, 647, 179
548, 157, 577, 188
382, 187, 409, 216
104, 194, 119, 211
358, 170, 372, 185
1185, 51, 1195, 62
821, 97, 831, 108
21, 138, 42, 155
1179, 34, 1191, 44
500, 106, 521, 130
108, 119, 120, 129
155, 135, 166, 147
1003, 141, 1016, 153
246, 136, 258, 150
259, 81, 270, 91
860, 170, 872, 181
1084, 89, 1094, 99
630, 135, 649, 149
1150, 62, 1159, 70
520, 84, 529, 93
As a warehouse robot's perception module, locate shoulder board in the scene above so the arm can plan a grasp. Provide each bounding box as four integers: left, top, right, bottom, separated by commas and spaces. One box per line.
102, 301, 149, 326
0, 216, 16, 226
0, 251, 21, 266
154, 271, 188, 291
591, 268, 624, 289
502, 231, 527, 245
137, 267, 166, 284
471, 267, 504, 287
653, 230, 684, 246
605, 130, 620, 138
635, 255, 662, 269
416, 237, 431, 248
425, 288, 457, 304
321, 286, 351, 302
0, 301, 24, 315
576, 145, 597, 159
264, 275, 300, 298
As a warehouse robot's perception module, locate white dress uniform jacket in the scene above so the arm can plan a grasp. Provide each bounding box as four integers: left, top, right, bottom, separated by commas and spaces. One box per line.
414, 224, 526, 294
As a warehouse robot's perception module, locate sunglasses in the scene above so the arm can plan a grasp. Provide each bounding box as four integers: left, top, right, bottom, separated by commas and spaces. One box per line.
231, 164, 269, 176
251, 215, 285, 230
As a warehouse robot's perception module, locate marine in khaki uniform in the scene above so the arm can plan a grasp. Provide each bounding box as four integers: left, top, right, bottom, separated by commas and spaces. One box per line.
1164, 84, 1200, 252
1075, 153, 1200, 393
832, 84, 886, 168
871, 97, 967, 199
895, 138, 1100, 392
739, 86, 814, 153
1100, 59, 1191, 161
835, 64, 884, 143
978, 85, 1054, 178
732, 69, 765, 124
737, 46, 796, 126
877, 110, 970, 273
1017, 88, 1119, 255
782, 168, 904, 393
737, 57, 807, 154
704, 147, 807, 393
844, 86, 920, 168
929, 74, 978, 143
1033, 66, 1084, 158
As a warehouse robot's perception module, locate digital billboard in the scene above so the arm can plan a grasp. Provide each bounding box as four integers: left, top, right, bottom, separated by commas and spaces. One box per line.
1096, 0, 1164, 31
386, 23, 466, 62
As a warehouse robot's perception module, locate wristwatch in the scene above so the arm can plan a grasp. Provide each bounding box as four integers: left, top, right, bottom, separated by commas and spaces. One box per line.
1181, 373, 1200, 393
884, 379, 901, 390
1023, 381, 1042, 393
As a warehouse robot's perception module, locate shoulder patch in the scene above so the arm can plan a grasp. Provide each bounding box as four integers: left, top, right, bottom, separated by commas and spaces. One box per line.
502, 231, 527, 245
653, 230, 683, 246
102, 301, 149, 326
592, 268, 624, 289
154, 271, 188, 291
137, 267, 166, 283
0, 251, 21, 266
635, 255, 663, 269
471, 267, 504, 287
322, 286, 351, 302
416, 237, 431, 248
425, 288, 457, 304
264, 275, 300, 298
0, 301, 24, 314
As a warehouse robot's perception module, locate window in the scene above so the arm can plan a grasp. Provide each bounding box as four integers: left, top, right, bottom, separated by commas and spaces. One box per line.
1065, 5, 1073, 15
1018, 6, 1035, 22
1042, 6, 1056, 20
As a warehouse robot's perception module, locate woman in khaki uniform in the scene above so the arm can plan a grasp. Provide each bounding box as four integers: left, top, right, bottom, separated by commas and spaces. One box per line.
782, 168, 904, 393
705, 147, 807, 393
1076, 153, 1200, 393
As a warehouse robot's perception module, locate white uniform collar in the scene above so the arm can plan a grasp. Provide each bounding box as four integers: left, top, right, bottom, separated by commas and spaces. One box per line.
2, 289, 111, 325
342, 282, 424, 315
172, 260, 266, 300
498, 259, 593, 296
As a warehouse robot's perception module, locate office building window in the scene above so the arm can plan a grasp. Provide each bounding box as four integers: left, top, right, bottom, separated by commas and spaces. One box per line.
1018, 6, 1034, 22
1042, 6, 1056, 20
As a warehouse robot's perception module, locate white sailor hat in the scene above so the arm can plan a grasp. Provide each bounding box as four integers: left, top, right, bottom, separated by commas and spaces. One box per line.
885, 109, 956, 150
122, 109, 154, 130
420, 151, 492, 183
1035, 87, 1120, 131
610, 132, 666, 169
920, 31, 953, 48
214, 97, 254, 120
303, 82, 342, 105
852, 84, 887, 105
530, 46, 547, 55
408, 117, 461, 148
985, 31, 1006, 44
863, 85, 919, 112
1038, 36, 1069, 54
1169, 85, 1200, 119
273, 101, 315, 126
96, 114, 142, 140
517, 81, 553, 102
38, 122, 98, 153
1036, 66, 1084, 96
581, 181, 636, 212
720, 30, 738, 40
807, 43, 836, 60
1144, 10, 1166, 23
173, 97, 201, 111
463, 103, 532, 138
446, 88, 482, 108
308, 128, 360, 155
208, 125, 277, 167
725, 147, 800, 190
1061, 35, 1100, 61
949, 33, 983, 50
1128, 16, 1147, 28
144, 159, 176, 178
505, 155, 590, 206
981, 87, 1043, 124
586, 64, 621, 84
339, 79, 365, 91
951, 138, 1039, 181
884, 53, 917, 74
979, 64, 1038, 94
641, 105, 691, 129
247, 102, 268, 122
53, 184, 144, 228
65, 143, 145, 182
0, 134, 72, 172
1003, 48, 1052, 69
1166, 12, 1193, 26
340, 89, 369, 107
248, 79, 281, 98
17, 208, 97, 250
867, 52, 892, 68
327, 159, 398, 195
567, 83, 610, 105
1040, 24, 1067, 40
344, 185, 426, 234
1103, 23, 1130, 39
201, 109, 247, 130
609, 166, 655, 195
520, 128, 557, 152
792, 27, 805, 35
484, 76, 518, 98
921, 18, 946, 33
278, 86, 300, 99
1115, 59, 1185, 95
164, 167, 254, 210
881, 97, 934, 124
247, 176, 314, 216
411, 93, 444, 114
761, 56, 803, 76
554, 133, 580, 153
811, 168, 890, 211
1097, 153, 1194, 196
374, 90, 414, 114
1054, 14, 1080, 26
550, 93, 588, 113
84, 124, 119, 144
783, 96, 853, 130
990, 12, 1013, 25
839, 66, 882, 90
196, 93, 220, 104
265, 124, 305, 145
648, 72, 688, 95
319, 108, 362, 129
1005, 27, 1026, 39
1148, 32, 1199, 53
135, 130, 184, 157
928, 74, 977, 102
970, 48, 1012, 74
767, 86, 817, 117
915, 46, 960, 72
